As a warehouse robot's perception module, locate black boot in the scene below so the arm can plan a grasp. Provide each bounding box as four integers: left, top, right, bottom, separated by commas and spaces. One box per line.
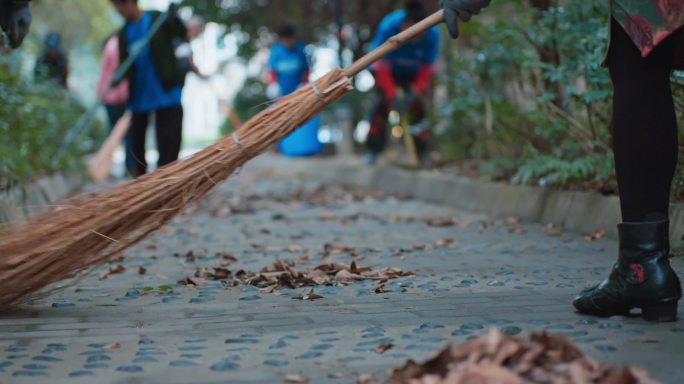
573, 220, 681, 322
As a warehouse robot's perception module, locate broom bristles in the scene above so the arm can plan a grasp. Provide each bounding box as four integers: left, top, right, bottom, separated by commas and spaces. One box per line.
0, 68, 353, 308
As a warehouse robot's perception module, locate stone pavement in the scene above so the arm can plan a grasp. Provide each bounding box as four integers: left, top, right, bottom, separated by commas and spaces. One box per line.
1, 157, 683, 384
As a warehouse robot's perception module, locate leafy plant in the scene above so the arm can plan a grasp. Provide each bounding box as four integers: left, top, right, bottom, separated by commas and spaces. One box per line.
437, 0, 616, 191
0, 56, 104, 192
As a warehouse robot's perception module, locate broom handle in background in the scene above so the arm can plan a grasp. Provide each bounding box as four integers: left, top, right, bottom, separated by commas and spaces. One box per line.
344, 10, 445, 77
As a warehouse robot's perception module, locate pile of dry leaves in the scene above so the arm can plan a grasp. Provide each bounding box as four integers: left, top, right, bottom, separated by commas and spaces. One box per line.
180, 260, 415, 297
360, 329, 657, 384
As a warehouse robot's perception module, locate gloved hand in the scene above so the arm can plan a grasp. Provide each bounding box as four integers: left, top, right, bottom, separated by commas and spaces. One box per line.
441, 0, 491, 39
3, 1, 32, 49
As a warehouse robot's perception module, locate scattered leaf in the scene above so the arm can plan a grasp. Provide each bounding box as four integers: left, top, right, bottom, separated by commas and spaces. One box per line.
374, 284, 390, 294
374, 343, 394, 354
284, 374, 310, 383
373, 329, 659, 384
586, 229, 606, 241
356, 373, 378, 384
99, 265, 127, 280
138, 266, 148, 275
287, 244, 303, 253
544, 223, 564, 237
218, 253, 238, 266
435, 238, 457, 247
293, 288, 324, 301
178, 277, 209, 287
102, 342, 121, 350
426, 218, 455, 227
410, 243, 427, 251
510, 226, 527, 235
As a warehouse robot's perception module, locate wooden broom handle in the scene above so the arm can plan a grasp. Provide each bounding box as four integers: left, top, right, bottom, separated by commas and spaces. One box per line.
344, 10, 445, 77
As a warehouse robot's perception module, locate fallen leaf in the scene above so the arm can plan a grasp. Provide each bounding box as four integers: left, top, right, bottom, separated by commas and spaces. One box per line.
374, 343, 394, 354
350, 261, 372, 274
427, 218, 455, 227
374, 329, 659, 384
102, 342, 121, 350
374, 284, 390, 294
545, 224, 564, 237
435, 238, 457, 247
99, 265, 127, 280
505, 217, 520, 226
178, 277, 209, 287
138, 266, 148, 275
356, 373, 378, 384
318, 212, 337, 221
284, 374, 310, 383
293, 290, 324, 301
585, 229, 606, 241
328, 371, 350, 379
288, 244, 303, 253
510, 226, 527, 235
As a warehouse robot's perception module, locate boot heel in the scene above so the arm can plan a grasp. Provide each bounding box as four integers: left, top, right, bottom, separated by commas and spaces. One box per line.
641, 301, 679, 322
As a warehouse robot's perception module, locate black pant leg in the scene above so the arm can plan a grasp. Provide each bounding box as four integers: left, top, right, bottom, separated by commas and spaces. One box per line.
366, 95, 390, 154
608, 19, 682, 222
130, 112, 149, 177
154, 105, 183, 168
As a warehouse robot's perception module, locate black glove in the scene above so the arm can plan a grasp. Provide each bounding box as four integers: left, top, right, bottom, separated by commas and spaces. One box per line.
3, 1, 32, 49
441, 0, 491, 39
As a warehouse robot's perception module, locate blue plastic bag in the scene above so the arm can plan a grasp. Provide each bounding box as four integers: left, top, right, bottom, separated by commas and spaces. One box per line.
278, 115, 322, 157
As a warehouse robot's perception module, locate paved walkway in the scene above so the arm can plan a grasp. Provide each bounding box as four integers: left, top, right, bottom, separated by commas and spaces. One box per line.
1, 158, 683, 383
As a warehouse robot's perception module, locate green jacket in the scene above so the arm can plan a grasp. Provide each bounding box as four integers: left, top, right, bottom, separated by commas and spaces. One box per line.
116, 10, 188, 93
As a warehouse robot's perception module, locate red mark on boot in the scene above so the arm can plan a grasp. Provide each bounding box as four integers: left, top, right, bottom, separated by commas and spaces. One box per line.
629, 263, 645, 284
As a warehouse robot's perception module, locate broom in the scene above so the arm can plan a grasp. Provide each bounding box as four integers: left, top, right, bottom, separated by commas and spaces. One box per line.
0, 10, 445, 308
88, 112, 132, 182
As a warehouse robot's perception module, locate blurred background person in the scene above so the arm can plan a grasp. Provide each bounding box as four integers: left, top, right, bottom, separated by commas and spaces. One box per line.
267, 24, 310, 99
97, 33, 135, 176
34, 32, 69, 88
109, 0, 187, 177
364, 0, 439, 165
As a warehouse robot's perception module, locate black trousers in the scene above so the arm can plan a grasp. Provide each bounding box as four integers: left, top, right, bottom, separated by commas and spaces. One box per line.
130, 105, 183, 177
608, 19, 682, 222
366, 74, 428, 156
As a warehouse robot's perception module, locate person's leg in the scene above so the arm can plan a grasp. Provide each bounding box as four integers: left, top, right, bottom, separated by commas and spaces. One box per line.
129, 112, 149, 177
123, 129, 136, 177
154, 105, 183, 168
573, 20, 682, 321
366, 94, 390, 163
610, 20, 681, 222
408, 93, 429, 163
105, 104, 136, 176
104, 104, 124, 132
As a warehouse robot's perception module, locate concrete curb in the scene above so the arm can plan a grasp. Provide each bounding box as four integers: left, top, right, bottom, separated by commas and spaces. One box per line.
0, 173, 83, 225
281, 157, 684, 243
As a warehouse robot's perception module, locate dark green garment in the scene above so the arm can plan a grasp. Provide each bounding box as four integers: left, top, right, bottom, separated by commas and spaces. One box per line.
611, 0, 684, 57
116, 10, 187, 93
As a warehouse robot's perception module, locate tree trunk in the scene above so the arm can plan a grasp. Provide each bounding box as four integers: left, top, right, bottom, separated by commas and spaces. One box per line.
529, 0, 565, 108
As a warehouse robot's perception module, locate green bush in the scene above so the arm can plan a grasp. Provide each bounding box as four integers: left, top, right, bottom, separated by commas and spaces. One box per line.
0, 56, 104, 191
